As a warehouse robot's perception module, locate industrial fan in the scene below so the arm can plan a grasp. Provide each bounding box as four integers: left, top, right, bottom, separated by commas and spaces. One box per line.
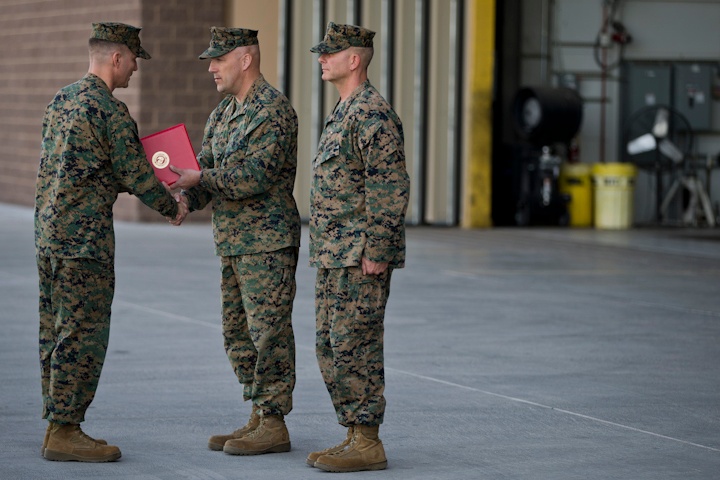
622, 104, 693, 223
623, 104, 714, 226
511, 87, 583, 226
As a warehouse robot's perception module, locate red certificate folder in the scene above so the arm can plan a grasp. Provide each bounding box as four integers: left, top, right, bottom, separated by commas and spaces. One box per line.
141, 124, 199, 186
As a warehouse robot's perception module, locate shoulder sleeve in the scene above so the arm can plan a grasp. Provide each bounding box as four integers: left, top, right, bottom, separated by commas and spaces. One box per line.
107, 104, 178, 218
358, 108, 409, 264
358, 111, 402, 167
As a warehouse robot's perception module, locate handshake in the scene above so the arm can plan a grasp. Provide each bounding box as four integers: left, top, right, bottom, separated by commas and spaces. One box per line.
163, 165, 202, 226
167, 191, 189, 226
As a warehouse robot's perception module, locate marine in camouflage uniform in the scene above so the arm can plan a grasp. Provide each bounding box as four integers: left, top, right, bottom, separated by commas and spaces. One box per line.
307, 22, 410, 472
35, 22, 183, 462
175, 27, 300, 455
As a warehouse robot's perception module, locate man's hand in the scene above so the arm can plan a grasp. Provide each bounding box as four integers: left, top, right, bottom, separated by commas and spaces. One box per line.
168, 193, 189, 226
169, 165, 202, 190
361, 257, 388, 275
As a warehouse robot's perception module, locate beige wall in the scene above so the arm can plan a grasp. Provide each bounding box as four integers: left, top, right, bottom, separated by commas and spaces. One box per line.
226, 0, 280, 87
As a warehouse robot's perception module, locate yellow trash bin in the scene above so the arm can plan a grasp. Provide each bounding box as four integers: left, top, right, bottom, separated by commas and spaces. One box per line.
559, 163, 593, 227
592, 163, 637, 229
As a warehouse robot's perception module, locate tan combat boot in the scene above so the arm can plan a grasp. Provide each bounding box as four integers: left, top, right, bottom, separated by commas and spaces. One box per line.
314, 425, 387, 472
208, 406, 261, 451
306, 426, 355, 466
223, 414, 290, 455
43, 423, 121, 462
41, 423, 107, 456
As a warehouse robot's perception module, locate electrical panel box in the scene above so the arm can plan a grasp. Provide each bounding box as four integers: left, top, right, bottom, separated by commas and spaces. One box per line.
673, 63, 713, 131
622, 63, 672, 125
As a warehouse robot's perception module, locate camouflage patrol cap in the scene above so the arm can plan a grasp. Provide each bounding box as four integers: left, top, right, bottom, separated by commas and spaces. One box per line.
199, 27, 259, 59
91, 22, 151, 59
310, 22, 375, 54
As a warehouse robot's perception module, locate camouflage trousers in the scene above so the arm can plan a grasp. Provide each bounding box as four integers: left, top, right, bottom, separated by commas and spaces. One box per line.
315, 266, 392, 426
220, 247, 298, 416
37, 255, 114, 425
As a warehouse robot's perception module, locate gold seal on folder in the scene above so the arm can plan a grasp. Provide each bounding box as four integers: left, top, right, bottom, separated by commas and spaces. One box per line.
152, 151, 170, 169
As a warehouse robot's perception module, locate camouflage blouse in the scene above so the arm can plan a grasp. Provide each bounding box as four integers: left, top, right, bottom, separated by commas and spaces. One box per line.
35, 74, 178, 263
185, 76, 301, 257
310, 80, 409, 269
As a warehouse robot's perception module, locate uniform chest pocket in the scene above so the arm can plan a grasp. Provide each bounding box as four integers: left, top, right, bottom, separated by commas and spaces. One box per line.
314, 142, 340, 168
214, 132, 248, 168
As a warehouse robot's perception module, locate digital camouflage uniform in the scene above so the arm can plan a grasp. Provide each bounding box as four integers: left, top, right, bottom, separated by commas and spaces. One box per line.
35, 23, 176, 425
310, 66, 410, 425
184, 47, 300, 416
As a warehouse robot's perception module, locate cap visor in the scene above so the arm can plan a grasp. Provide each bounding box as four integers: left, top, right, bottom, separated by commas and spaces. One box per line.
198, 46, 231, 59
310, 42, 346, 54
138, 48, 151, 60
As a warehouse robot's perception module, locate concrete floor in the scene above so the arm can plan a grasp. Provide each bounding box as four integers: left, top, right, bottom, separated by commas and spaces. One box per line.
1, 202, 719, 479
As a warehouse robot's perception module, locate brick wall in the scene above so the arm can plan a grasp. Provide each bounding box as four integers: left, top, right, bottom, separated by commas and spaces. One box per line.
0, 0, 223, 221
